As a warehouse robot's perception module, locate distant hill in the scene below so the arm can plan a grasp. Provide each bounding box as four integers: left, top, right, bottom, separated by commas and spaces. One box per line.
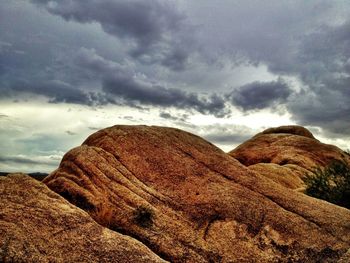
0, 172, 48, 181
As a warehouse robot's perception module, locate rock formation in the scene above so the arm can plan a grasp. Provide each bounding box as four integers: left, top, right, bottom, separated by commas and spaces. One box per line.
0, 174, 166, 263
229, 125, 350, 190
42, 125, 350, 262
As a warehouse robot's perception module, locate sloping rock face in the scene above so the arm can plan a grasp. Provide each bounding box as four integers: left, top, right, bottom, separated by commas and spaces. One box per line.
44, 125, 350, 262
229, 125, 350, 190
248, 163, 306, 190
0, 174, 166, 263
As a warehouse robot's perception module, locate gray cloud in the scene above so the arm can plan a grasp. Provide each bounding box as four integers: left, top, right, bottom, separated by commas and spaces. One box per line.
214, 1, 350, 135
204, 133, 251, 145
229, 79, 292, 111
17, 134, 64, 153
6, 78, 115, 106
289, 87, 350, 135
159, 112, 188, 122
1, 0, 350, 139
88, 127, 102, 131
76, 47, 230, 117
0, 41, 12, 54
65, 130, 76, 136
196, 124, 256, 151
159, 112, 176, 120
31, 0, 192, 69
11, 79, 94, 105
285, 21, 350, 135
181, 1, 350, 135
31, 0, 181, 44
122, 116, 134, 121
160, 48, 190, 71
0, 153, 61, 173
0, 155, 54, 165
103, 75, 228, 117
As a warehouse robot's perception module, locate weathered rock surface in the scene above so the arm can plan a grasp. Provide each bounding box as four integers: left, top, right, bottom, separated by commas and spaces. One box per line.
229, 125, 350, 190
0, 173, 166, 263
248, 163, 307, 190
44, 125, 350, 262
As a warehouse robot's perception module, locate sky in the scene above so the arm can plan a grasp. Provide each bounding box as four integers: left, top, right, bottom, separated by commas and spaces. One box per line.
1, 0, 350, 173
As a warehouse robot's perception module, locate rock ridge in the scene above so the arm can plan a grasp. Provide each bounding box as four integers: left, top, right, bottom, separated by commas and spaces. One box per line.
42, 125, 350, 262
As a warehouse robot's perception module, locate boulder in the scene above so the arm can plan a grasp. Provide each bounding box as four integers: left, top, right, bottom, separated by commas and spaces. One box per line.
0, 173, 166, 263
229, 125, 350, 190
44, 125, 350, 262
230, 125, 350, 171
260, 125, 315, 139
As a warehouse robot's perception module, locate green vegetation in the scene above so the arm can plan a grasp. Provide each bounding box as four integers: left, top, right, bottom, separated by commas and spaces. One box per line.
133, 206, 154, 228
305, 160, 350, 209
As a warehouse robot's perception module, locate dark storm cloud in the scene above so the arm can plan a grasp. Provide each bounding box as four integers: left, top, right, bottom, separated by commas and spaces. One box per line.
229, 79, 292, 111
12, 80, 86, 104
10, 79, 111, 105
76, 47, 229, 117
284, 21, 350, 134
2, 0, 350, 137
74, 47, 123, 76
5, 40, 227, 115
250, 6, 350, 135
31, 0, 181, 44
103, 75, 228, 117
184, 0, 350, 135
160, 48, 189, 71
31, 0, 192, 68
289, 87, 350, 135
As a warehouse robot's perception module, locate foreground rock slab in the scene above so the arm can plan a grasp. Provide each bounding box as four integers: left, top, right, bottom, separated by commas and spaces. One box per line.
44, 125, 350, 262
0, 174, 166, 263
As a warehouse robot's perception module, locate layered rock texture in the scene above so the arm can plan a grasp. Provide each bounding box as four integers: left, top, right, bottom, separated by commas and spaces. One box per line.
0, 174, 165, 263
229, 125, 350, 190
40, 125, 350, 262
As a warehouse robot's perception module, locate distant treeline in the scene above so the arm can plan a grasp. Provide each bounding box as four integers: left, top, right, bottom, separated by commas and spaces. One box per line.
0, 172, 48, 181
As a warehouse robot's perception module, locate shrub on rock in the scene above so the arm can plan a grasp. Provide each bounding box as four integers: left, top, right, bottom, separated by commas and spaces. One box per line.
305, 160, 350, 209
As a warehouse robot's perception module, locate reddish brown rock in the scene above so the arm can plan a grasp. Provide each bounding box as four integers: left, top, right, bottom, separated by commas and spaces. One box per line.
248, 163, 307, 190
0, 174, 166, 263
229, 125, 350, 190
230, 125, 349, 170
260, 125, 315, 139
44, 125, 350, 262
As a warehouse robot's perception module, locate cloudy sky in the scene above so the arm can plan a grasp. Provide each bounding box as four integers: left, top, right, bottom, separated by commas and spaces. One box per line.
1, 0, 350, 173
